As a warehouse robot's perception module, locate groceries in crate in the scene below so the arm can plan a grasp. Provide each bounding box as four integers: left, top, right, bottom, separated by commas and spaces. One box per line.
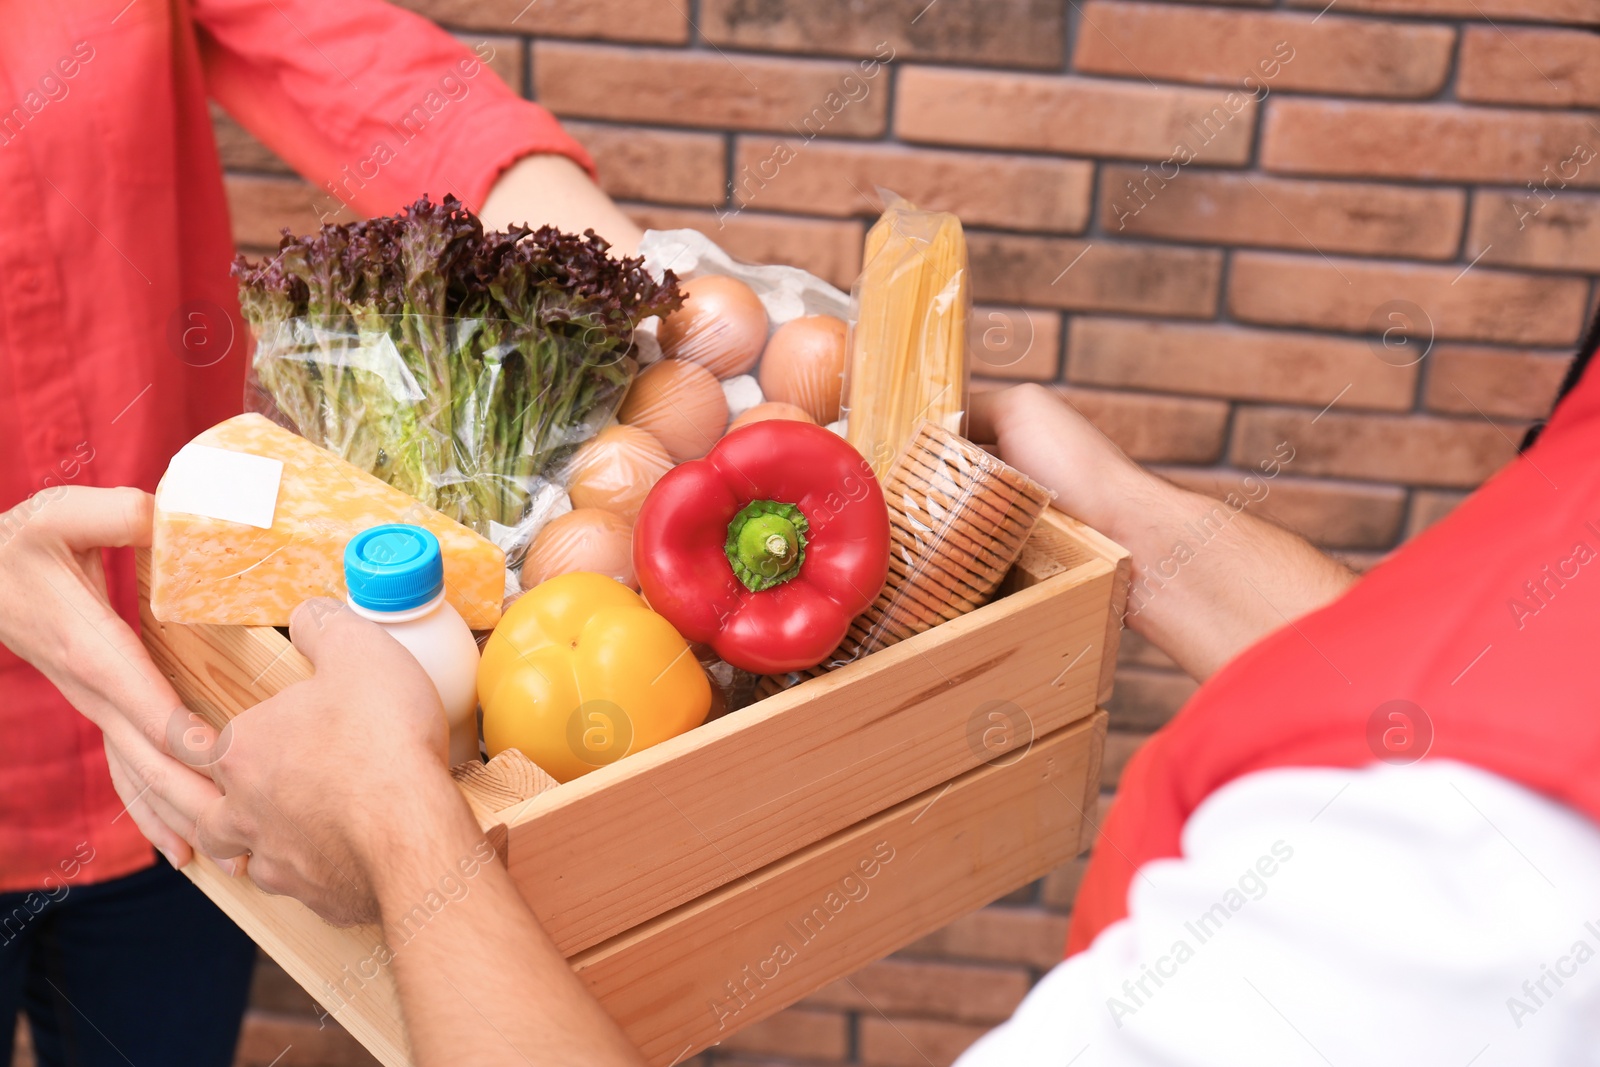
149, 412, 504, 629
477, 572, 711, 783
150, 193, 1055, 783
343, 524, 483, 765
633, 419, 890, 674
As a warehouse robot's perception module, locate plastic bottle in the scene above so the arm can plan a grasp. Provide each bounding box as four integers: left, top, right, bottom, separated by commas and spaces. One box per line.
344, 524, 482, 766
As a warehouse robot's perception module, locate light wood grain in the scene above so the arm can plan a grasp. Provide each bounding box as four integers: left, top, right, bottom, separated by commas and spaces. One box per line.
575, 713, 1106, 1063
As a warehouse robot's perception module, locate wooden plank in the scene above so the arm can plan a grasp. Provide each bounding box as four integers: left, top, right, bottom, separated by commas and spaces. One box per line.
1005, 508, 1131, 706
574, 713, 1107, 1064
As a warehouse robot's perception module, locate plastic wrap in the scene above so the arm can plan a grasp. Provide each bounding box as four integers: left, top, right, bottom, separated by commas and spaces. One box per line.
842, 195, 972, 478
247, 315, 630, 539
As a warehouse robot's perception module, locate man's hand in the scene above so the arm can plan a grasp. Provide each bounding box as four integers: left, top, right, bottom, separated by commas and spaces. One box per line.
971, 385, 1356, 679
195, 598, 465, 924
0, 486, 222, 867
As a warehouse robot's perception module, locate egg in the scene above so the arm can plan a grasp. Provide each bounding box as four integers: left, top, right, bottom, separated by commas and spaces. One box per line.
758, 314, 848, 424
728, 402, 816, 435
566, 424, 674, 522
521, 509, 637, 590
618, 359, 729, 463
658, 275, 770, 379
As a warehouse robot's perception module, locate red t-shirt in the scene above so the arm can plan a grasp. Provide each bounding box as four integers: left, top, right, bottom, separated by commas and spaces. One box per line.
1069, 355, 1600, 954
0, 0, 592, 892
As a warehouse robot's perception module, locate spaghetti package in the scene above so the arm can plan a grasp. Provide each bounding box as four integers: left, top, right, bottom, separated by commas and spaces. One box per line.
843, 196, 971, 478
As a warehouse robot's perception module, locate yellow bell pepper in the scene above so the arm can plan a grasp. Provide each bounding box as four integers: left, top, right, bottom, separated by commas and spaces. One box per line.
478, 572, 711, 782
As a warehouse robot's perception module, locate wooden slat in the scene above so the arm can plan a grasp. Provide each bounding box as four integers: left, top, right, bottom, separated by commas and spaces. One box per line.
576, 713, 1106, 1063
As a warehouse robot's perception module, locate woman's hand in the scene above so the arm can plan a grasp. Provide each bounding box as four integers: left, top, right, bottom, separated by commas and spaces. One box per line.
195, 597, 465, 925
0, 486, 223, 866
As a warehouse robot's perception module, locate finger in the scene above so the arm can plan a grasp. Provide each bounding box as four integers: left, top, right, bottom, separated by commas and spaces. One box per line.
104, 742, 193, 867
288, 597, 367, 669
31, 486, 155, 550
194, 795, 253, 868
101, 713, 223, 840
965, 386, 1006, 445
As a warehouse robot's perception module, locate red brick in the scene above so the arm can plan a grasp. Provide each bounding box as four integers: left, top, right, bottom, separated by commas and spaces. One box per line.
1407, 489, 1471, 538
459, 33, 523, 92
702, 0, 1067, 69
393, 0, 687, 42
213, 105, 289, 175
1074, 3, 1453, 98
566, 122, 725, 207
968, 235, 1221, 318
731, 139, 1092, 233
622, 204, 864, 290
1157, 468, 1408, 549
858, 1015, 990, 1067
535, 44, 887, 136
1262, 99, 1600, 186
225, 175, 348, 248
900, 907, 1072, 970
897, 67, 1257, 164
235, 1011, 379, 1066
1230, 407, 1523, 488
1102, 730, 1152, 790
970, 307, 1062, 382
1106, 667, 1198, 731
803, 959, 1030, 1025
1458, 27, 1600, 108
719, 1007, 849, 1060
1040, 856, 1089, 911
1468, 189, 1600, 273
1283, 0, 1598, 24
1423, 345, 1572, 420
1055, 386, 1231, 464
1227, 251, 1589, 347
1068, 318, 1417, 410
1099, 167, 1464, 260
1117, 630, 1178, 671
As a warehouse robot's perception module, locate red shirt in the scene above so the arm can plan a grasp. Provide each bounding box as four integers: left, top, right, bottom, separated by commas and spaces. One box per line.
0, 0, 592, 892
1068, 356, 1600, 954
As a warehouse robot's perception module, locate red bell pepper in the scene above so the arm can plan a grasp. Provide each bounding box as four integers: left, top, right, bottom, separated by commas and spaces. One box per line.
633, 419, 890, 674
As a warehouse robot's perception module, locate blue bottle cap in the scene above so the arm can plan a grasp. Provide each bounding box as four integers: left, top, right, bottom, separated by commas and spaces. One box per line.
344, 524, 444, 613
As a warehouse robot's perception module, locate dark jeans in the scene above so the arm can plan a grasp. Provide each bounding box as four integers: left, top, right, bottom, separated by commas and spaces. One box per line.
0, 856, 255, 1067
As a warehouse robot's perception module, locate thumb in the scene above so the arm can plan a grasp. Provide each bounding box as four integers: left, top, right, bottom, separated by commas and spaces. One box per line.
33, 486, 155, 550
287, 597, 363, 670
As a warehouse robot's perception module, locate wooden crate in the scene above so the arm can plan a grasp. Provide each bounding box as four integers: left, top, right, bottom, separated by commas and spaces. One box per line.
136, 507, 1127, 1066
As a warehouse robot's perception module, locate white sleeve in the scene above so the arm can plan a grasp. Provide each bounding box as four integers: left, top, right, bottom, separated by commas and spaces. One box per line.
956, 760, 1600, 1067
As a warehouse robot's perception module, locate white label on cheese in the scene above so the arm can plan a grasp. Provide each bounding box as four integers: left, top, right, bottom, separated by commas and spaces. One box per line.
159, 444, 284, 529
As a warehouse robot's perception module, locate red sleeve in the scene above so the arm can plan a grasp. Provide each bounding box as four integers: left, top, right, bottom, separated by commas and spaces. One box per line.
192, 0, 595, 217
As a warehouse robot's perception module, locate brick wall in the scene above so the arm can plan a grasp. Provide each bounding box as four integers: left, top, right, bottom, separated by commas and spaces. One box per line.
208, 1, 1599, 1064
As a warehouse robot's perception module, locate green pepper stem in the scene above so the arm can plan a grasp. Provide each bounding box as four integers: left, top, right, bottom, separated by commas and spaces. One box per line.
726, 500, 809, 592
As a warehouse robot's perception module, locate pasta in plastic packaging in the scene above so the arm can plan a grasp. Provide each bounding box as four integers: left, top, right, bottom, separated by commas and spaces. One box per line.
842, 194, 971, 479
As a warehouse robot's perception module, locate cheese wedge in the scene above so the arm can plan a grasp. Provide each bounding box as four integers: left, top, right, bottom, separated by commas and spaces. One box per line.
151, 413, 504, 629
